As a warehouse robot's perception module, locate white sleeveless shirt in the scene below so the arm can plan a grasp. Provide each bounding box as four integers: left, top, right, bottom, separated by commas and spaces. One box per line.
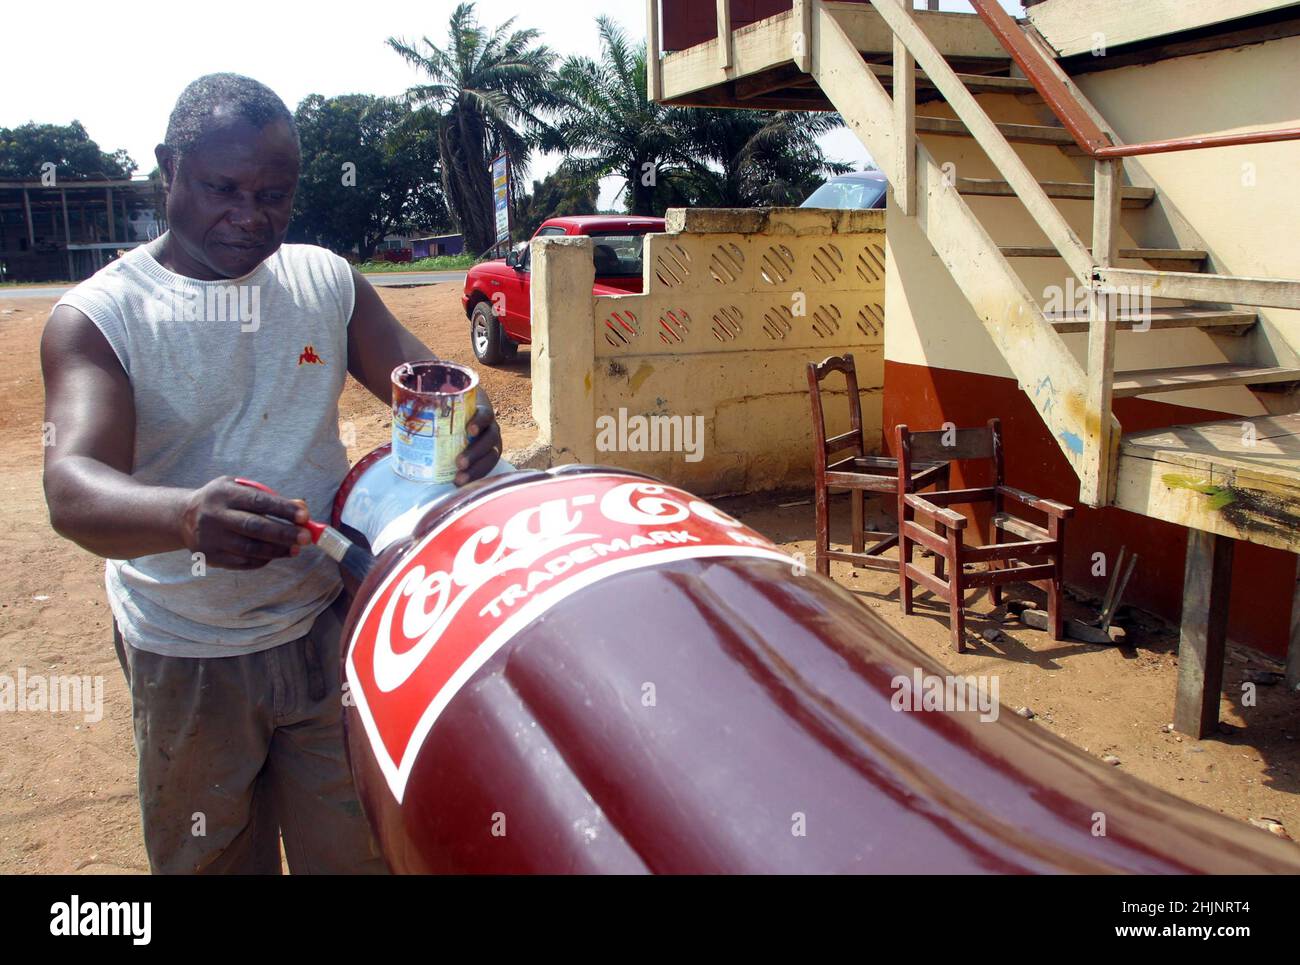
56, 236, 355, 657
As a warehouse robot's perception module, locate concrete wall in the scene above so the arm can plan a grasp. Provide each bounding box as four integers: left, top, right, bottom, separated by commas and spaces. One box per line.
530, 207, 888, 495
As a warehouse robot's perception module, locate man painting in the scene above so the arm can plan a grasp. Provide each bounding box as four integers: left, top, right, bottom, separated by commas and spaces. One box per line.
40, 73, 501, 873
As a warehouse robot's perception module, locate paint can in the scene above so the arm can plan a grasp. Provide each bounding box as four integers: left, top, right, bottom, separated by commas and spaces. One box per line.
391, 360, 478, 483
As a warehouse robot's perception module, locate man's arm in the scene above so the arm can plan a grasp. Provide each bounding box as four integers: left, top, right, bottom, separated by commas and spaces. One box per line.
345, 268, 501, 485
41, 305, 310, 567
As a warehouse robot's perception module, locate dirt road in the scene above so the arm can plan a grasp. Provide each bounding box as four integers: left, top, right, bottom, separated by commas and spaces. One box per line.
1, 284, 1295, 873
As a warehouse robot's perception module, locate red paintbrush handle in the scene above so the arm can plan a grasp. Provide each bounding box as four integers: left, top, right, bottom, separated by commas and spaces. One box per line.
234, 477, 326, 542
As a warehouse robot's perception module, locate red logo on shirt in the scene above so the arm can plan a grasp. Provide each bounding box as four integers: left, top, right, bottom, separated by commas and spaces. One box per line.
298, 345, 325, 365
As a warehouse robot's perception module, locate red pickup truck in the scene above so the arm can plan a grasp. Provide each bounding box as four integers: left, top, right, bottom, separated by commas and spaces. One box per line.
462, 215, 666, 364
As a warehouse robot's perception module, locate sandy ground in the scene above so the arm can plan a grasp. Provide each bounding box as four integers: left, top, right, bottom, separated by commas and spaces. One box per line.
0, 284, 1295, 874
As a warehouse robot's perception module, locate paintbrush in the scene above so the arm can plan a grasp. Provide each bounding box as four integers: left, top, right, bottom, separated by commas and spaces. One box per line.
235, 477, 375, 583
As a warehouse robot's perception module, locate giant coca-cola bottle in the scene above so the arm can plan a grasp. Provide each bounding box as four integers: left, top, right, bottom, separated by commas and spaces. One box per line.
331, 451, 1300, 874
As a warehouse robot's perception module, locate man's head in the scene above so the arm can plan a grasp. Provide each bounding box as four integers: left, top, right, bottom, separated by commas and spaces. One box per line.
155, 74, 300, 280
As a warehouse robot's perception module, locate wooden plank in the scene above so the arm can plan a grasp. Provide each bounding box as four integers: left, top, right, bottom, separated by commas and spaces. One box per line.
1081, 157, 1123, 507
992, 512, 1049, 541
1046, 307, 1256, 335
963, 562, 1056, 587
716, 0, 732, 70
893, 31, 916, 216
1096, 267, 1300, 311
1112, 363, 1300, 397
1290, 559, 1300, 692
956, 177, 1154, 207
964, 540, 1054, 563
1115, 419, 1300, 554
869, 64, 1036, 94
647, 0, 663, 101
1026, 0, 1297, 59
794, 0, 812, 72
904, 560, 950, 598
915, 115, 1075, 145
1001, 246, 1207, 263
1174, 528, 1234, 738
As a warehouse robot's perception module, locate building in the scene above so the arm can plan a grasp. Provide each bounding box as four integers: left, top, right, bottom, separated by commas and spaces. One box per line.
0, 178, 165, 282
539, 0, 1298, 734
412, 233, 464, 259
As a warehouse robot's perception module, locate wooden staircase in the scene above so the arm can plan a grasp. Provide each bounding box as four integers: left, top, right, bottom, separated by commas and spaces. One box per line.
786, 0, 1300, 537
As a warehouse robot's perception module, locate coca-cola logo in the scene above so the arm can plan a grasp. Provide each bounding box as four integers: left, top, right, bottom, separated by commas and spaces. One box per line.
344, 473, 790, 801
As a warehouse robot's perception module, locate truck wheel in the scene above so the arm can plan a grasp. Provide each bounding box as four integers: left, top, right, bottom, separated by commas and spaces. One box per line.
470, 302, 506, 365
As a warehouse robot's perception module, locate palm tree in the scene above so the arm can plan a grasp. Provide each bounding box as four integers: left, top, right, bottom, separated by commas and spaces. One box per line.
557, 16, 848, 215
674, 109, 851, 208
389, 3, 562, 254
554, 16, 696, 216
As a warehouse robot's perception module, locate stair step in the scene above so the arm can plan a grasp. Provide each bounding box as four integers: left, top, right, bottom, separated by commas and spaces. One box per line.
1111, 363, 1300, 398
1046, 307, 1256, 335
956, 178, 1154, 208
916, 115, 1074, 145
1095, 268, 1300, 310
1002, 246, 1207, 264
870, 64, 1037, 95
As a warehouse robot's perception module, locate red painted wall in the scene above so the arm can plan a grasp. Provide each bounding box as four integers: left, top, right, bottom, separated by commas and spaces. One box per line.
882, 360, 1295, 658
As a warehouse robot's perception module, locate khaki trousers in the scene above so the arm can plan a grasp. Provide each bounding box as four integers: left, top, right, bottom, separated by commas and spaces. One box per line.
114, 593, 387, 874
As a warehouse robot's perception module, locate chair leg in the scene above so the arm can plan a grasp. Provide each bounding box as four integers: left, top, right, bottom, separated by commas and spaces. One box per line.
990, 525, 1003, 607
948, 527, 966, 653
1048, 518, 1066, 641
934, 523, 946, 580
815, 486, 831, 577
899, 517, 914, 616
851, 490, 864, 557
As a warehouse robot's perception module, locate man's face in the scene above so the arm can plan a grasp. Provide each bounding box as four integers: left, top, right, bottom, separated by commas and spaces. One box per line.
156, 115, 300, 280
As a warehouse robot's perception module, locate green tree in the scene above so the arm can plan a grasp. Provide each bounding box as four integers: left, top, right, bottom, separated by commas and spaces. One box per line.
554, 16, 695, 216
289, 94, 449, 260
555, 17, 846, 216
674, 109, 850, 208
511, 161, 599, 239
0, 121, 135, 181
389, 2, 562, 255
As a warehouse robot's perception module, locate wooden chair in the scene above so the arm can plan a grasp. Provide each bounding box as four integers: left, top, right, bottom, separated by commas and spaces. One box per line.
807, 354, 949, 578
895, 418, 1074, 653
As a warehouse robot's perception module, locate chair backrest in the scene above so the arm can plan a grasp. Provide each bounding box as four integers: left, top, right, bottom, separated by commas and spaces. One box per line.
806, 354, 865, 477
896, 418, 1004, 492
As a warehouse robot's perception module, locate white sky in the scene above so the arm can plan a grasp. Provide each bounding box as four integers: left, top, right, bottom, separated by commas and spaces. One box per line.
2, 0, 1019, 210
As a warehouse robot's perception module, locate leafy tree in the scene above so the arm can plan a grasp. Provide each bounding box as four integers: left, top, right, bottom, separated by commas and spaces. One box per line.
0, 121, 135, 181
673, 109, 850, 208
555, 17, 846, 216
389, 2, 563, 255
554, 16, 695, 216
288, 94, 450, 259
511, 161, 599, 239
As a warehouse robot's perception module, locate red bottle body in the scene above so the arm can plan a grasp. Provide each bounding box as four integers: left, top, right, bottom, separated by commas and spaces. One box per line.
336, 463, 1300, 874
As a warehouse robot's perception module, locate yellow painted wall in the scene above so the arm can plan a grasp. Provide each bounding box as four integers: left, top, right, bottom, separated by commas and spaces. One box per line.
532, 208, 888, 494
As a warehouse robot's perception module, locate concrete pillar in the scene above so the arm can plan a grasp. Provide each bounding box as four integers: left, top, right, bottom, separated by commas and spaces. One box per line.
531, 235, 596, 464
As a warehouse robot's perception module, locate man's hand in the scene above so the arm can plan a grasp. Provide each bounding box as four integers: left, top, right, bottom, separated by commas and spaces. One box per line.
456, 399, 502, 486
345, 268, 503, 487
179, 476, 312, 570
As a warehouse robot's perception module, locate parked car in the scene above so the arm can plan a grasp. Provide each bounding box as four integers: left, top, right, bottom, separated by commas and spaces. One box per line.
799, 171, 889, 210
462, 215, 666, 364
